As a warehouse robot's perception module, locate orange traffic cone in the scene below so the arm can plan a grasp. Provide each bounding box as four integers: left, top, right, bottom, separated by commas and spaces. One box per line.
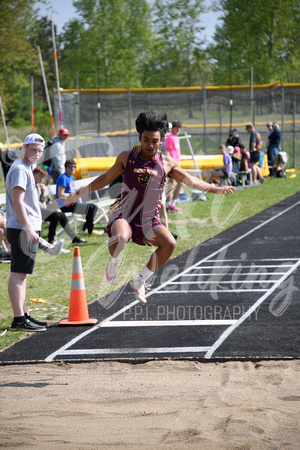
59, 247, 98, 325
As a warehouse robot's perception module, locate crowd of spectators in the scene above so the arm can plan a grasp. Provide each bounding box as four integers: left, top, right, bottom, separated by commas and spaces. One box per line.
210, 121, 282, 186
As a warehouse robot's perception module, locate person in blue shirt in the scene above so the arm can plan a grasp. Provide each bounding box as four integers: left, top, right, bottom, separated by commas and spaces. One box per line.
268, 122, 281, 173
56, 159, 98, 241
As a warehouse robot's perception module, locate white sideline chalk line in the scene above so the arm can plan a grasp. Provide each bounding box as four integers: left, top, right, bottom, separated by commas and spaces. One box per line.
45, 200, 300, 362
147, 202, 300, 298
198, 258, 298, 262
101, 320, 237, 327
180, 271, 287, 276
170, 280, 278, 284
154, 289, 268, 293
205, 258, 300, 359
61, 347, 211, 355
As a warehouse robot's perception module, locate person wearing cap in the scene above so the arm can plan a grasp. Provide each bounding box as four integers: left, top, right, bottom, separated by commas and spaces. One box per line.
226, 129, 242, 149
5, 133, 48, 332
49, 128, 70, 183
268, 122, 281, 174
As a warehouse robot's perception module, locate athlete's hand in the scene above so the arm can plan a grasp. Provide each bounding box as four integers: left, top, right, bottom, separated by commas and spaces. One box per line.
216, 185, 235, 196
64, 191, 80, 206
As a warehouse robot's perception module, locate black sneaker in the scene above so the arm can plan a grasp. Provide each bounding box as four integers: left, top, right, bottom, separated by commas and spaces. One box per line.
72, 236, 88, 244
11, 318, 46, 332
87, 221, 94, 235
25, 313, 48, 327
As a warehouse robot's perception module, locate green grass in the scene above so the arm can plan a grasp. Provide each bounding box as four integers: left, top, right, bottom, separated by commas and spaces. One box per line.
0, 172, 299, 351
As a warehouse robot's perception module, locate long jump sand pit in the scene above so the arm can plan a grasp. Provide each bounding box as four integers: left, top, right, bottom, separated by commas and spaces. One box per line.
0, 359, 299, 448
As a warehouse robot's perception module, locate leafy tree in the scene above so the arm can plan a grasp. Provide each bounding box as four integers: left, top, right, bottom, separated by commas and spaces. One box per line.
209, 0, 300, 85
59, 0, 153, 89
0, 1, 43, 121
143, 0, 210, 87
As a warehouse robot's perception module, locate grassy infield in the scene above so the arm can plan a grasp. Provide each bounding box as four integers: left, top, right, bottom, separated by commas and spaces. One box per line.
0, 170, 299, 351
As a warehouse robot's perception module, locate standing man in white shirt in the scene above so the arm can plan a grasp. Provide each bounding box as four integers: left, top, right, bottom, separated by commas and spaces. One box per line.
6, 133, 48, 332
50, 128, 70, 183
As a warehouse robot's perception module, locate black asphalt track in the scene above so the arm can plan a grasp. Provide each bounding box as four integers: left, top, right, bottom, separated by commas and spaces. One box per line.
1, 191, 299, 364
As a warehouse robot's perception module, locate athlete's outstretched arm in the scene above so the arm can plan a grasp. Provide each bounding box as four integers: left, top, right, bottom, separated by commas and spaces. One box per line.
167, 160, 235, 196
64, 151, 129, 206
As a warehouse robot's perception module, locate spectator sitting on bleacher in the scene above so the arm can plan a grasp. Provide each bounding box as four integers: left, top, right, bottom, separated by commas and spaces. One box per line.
232, 146, 241, 172
227, 146, 241, 186
239, 144, 251, 173
206, 144, 232, 185
33, 166, 85, 246
56, 159, 98, 238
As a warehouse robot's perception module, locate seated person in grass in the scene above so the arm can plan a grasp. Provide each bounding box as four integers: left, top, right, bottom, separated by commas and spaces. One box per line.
65, 111, 235, 304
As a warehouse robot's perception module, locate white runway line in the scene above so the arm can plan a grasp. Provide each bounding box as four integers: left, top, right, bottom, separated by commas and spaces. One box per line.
101, 320, 238, 327
158, 289, 268, 293
204, 257, 300, 359
45, 200, 300, 362
61, 346, 211, 355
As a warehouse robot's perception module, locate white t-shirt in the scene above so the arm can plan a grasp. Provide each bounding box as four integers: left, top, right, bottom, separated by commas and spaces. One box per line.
6, 159, 42, 231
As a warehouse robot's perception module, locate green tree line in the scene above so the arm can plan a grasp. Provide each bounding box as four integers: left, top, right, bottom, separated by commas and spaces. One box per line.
0, 0, 299, 129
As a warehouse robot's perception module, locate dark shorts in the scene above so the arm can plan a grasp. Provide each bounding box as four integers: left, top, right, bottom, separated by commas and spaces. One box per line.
7, 228, 39, 274
250, 151, 260, 164
107, 216, 164, 246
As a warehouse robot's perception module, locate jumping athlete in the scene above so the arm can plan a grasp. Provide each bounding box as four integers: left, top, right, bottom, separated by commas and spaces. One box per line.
65, 111, 235, 303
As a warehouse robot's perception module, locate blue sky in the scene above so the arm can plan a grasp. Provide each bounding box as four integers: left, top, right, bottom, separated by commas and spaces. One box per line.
36, 0, 219, 42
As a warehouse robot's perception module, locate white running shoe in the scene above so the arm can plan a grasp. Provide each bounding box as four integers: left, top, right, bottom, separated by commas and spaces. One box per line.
60, 248, 70, 254
130, 278, 148, 304
105, 256, 120, 285
44, 239, 64, 256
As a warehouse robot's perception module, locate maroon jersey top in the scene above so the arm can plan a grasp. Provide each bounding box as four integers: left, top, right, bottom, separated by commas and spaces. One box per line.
109, 146, 166, 227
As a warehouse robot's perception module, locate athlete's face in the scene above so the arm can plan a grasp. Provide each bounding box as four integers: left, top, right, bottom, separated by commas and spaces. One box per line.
139, 130, 162, 160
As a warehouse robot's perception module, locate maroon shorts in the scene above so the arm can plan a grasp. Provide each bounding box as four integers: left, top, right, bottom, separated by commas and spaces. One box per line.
107, 216, 164, 246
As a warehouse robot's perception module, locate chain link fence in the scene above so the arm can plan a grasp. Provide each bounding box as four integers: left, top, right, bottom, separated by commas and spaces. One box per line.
55, 82, 300, 168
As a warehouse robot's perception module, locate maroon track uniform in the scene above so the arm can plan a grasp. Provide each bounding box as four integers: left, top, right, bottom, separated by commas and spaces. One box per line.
107, 146, 166, 245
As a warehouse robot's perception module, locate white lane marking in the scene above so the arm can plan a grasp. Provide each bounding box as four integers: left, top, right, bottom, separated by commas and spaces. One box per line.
148, 201, 300, 298
45, 200, 300, 362
60, 347, 211, 355
197, 258, 298, 262
180, 272, 286, 276
204, 258, 300, 359
45, 299, 139, 363
169, 280, 278, 284
154, 289, 268, 293
101, 320, 237, 327
182, 265, 294, 270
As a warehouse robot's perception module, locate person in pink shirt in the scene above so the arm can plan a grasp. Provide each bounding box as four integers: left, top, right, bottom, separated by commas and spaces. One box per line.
164, 120, 183, 212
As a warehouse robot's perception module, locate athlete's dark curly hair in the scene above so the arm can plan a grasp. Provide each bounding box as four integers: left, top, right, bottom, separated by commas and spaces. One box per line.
135, 110, 168, 139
